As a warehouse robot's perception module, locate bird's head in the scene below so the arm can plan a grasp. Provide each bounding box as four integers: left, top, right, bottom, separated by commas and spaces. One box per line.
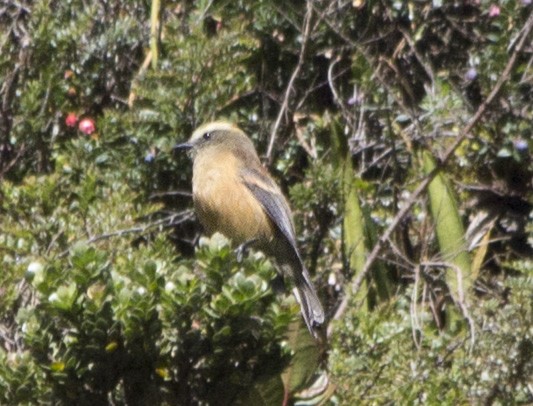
175, 121, 256, 161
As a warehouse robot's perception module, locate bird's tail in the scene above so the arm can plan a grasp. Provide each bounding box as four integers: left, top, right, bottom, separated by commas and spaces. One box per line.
293, 269, 325, 339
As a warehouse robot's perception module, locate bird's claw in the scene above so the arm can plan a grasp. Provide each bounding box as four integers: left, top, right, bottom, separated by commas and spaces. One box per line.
234, 238, 258, 262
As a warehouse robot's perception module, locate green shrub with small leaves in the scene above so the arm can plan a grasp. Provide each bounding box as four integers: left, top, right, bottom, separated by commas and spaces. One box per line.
330, 270, 533, 404
0, 155, 315, 404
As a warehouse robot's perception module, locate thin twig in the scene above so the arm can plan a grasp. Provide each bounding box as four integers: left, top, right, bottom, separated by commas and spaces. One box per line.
329, 10, 533, 332
148, 190, 193, 199
327, 57, 358, 134
266, 0, 313, 161
398, 26, 435, 86
57, 210, 194, 258
86, 211, 194, 244
411, 264, 422, 350
127, 50, 153, 107
149, 0, 161, 70
0, 143, 26, 179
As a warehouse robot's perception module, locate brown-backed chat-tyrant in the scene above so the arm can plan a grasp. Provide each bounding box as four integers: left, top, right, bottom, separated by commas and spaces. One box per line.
176, 121, 325, 338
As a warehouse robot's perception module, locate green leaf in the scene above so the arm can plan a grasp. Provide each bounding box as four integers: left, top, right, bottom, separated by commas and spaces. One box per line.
49, 283, 78, 311
330, 120, 391, 309
422, 150, 472, 304
497, 147, 512, 157
281, 321, 321, 395
235, 375, 285, 406
50, 361, 65, 372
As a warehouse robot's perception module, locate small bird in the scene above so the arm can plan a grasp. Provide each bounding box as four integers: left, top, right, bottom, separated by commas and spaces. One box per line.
175, 121, 325, 338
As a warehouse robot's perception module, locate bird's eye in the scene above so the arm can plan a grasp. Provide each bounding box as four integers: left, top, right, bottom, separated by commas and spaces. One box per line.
203, 132, 212, 141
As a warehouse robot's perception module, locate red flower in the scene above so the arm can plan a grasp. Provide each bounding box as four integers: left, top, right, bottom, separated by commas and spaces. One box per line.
65, 112, 78, 127
78, 118, 96, 135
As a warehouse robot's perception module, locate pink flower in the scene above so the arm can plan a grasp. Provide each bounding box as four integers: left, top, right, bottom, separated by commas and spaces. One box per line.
78, 118, 96, 135
488, 4, 500, 17
65, 112, 78, 127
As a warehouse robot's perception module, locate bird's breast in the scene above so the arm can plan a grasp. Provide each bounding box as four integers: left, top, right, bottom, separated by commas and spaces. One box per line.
192, 151, 274, 245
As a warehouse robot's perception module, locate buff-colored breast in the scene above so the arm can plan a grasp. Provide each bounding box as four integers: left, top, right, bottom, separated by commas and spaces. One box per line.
192, 148, 274, 245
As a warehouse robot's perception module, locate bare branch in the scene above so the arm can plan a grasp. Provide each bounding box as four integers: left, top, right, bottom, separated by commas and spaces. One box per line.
86, 210, 194, 244
266, 0, 313, 161
57, 210, 195, 258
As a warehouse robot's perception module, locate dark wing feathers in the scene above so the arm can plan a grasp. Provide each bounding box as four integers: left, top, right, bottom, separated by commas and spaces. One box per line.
241, 167, 325, 336
241, 167, 298, 250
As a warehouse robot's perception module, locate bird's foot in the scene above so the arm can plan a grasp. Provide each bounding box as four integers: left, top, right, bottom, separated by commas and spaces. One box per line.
234, 238, 258, 262
271, 274, 286, 294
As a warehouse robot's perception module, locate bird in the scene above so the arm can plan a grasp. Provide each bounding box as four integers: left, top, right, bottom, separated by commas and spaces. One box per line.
175, 121, 325, 338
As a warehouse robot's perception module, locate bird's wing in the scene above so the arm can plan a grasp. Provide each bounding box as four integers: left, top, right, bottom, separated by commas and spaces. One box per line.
242, 167, 325, 334
241, 167, 298, 249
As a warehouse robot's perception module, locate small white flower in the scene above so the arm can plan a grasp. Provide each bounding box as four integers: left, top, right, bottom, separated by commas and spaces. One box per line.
328, 272, 337, 286
27, 262, 43, 274
165, 281, 176, 292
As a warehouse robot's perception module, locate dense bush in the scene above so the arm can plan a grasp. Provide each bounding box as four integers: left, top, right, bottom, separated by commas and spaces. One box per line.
1, 0, 532, 404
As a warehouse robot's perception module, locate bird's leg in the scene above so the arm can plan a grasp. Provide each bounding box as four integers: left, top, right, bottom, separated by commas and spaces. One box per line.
269, 262, 287, 294
234, 238, 258, 262
271, 273, 286, 294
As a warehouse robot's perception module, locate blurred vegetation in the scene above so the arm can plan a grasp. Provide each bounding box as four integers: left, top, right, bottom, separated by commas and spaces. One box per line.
1, 0, 532, 404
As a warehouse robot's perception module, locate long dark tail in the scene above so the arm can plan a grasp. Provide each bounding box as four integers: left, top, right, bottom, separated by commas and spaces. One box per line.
293, 267, 325, 339
268, 236, 325, 339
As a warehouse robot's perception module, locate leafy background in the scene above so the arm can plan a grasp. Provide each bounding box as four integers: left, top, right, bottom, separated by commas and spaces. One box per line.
1, 0, 532, 404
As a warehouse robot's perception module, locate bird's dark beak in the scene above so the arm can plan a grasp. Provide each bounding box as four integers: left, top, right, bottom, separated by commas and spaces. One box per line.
174, 142, 193, 151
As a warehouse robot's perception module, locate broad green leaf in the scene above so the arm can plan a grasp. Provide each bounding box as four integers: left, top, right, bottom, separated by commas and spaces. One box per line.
330, 121, 391, 309
235, 375, 285, 406
281, 321, 321, 395
422, 150, 472, 304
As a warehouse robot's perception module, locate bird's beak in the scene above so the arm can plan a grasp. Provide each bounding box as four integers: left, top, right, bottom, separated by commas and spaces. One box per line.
174, 142, 193, 151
